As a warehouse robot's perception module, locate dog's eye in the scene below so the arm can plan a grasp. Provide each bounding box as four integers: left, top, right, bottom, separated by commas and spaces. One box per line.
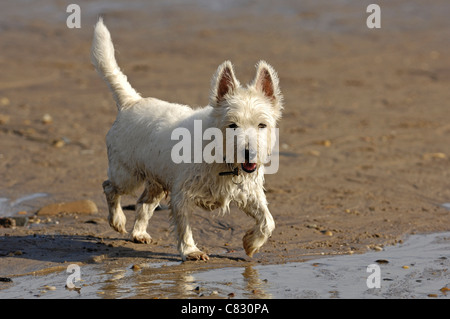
258, 123, 267, 128
229, 123, 238, 129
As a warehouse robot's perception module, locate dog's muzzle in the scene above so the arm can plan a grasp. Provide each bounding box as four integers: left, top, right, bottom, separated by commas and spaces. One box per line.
219, 149, 258, 176
241, 149, 257, 173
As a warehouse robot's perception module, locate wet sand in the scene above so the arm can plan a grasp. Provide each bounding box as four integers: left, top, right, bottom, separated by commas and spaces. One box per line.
1, 0, 450, 298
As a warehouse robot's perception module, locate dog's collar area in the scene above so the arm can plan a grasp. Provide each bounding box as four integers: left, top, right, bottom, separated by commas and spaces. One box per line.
218, 166, 240, 177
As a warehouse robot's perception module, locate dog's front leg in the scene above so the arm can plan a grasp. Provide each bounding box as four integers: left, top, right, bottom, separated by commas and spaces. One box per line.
242, 192, 275, 257
171, 194, 209, 261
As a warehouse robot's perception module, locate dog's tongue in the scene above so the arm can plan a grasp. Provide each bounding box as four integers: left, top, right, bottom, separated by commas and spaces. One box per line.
242, 161, 257, 172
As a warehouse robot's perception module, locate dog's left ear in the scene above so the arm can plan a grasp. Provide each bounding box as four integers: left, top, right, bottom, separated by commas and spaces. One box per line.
252, 61, 283, 108
210, 61, 240, 107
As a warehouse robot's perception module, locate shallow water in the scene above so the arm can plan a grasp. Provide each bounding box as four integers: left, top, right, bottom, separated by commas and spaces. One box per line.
1, 232, 448, 299
0, 193, 48, 217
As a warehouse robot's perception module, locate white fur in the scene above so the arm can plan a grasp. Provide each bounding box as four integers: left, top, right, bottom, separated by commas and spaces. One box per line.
91, 18, 283, 261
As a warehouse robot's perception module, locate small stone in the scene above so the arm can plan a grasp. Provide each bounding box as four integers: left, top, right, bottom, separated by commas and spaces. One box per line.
52, 139, 65, 148
227, 292, 235, 298
402, 265, 409, 269
131, 264, 141, 271
320, 140, 331, 147
37, 200, 98, 216
322, 230, 333, 236
41, 113, 53, 124
427, 294, 438, 298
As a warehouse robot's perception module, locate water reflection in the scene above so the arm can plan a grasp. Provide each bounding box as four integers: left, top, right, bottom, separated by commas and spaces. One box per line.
88, 262, 272, 298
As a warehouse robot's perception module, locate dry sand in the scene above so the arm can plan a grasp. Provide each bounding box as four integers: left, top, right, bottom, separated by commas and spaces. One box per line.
0, 0, 449, 297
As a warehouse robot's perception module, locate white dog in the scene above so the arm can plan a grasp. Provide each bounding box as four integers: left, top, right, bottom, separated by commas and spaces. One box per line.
91, 18, 283, 261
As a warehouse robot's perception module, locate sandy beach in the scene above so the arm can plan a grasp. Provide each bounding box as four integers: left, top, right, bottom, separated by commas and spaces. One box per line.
0, 0, 449, 298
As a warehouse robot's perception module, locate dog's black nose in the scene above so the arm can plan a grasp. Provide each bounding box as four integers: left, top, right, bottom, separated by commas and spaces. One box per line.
245, 149, 257, 162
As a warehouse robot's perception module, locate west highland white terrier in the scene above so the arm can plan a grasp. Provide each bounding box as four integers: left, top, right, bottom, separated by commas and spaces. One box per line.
91, 18, 283, 261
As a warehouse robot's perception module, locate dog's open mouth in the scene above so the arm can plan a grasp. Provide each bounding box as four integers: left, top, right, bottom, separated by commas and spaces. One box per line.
242, 161, 257, 173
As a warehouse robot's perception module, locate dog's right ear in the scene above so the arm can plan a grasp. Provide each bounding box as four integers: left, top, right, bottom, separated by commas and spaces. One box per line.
210, 61, 240, 107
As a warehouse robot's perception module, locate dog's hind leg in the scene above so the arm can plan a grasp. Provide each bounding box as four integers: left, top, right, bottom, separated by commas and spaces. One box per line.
131, 181, 165, 244
103, 180, 127, 234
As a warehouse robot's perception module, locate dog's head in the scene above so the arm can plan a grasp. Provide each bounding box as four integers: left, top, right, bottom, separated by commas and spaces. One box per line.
210, 61, 283, 174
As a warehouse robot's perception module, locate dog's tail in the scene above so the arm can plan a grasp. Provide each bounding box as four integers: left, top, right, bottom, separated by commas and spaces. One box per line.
91, 17, 141, 110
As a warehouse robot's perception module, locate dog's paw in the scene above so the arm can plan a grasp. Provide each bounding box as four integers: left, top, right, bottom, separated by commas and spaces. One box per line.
132, 232, 152, 244
185, 251, 209, 261
243, 229, 266, 257
109, 221, 127, 234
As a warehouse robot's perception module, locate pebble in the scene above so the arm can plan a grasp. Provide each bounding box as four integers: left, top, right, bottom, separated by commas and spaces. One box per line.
131, 264, 141, 271
319, 140, 331, 147
322, 230, 333, 236
52, 139, 65, 148
402, 265, 410, 269
41, 113, 53, 124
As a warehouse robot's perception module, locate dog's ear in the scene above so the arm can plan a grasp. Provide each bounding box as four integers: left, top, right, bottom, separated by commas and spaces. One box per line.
210, 61, 240, 107
253, 61, 283, 107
